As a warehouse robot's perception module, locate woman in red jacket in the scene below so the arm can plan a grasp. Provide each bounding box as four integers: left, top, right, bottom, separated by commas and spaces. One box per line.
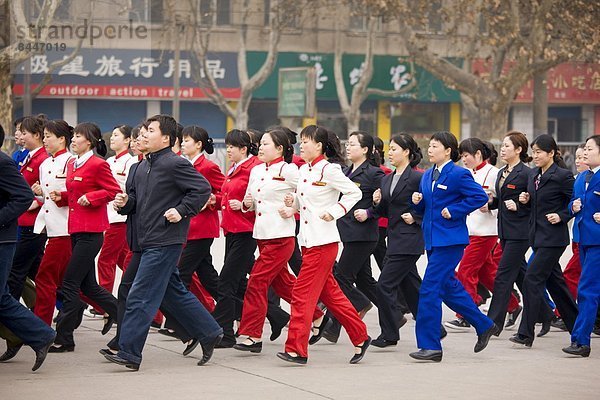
213, 129, 261, 348
8, 114, 49, 301
48, 122, 121, 352
177, 126, 224, 303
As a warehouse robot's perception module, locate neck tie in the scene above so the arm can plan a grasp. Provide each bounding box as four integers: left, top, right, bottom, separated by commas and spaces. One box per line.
585, 171, 594, 184
535, 173, 542, 190
432, 168, 440, 182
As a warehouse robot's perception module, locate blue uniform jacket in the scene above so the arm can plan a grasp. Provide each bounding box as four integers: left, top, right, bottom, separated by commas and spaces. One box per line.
569, 169, 600, 246
413, 162, 488, 251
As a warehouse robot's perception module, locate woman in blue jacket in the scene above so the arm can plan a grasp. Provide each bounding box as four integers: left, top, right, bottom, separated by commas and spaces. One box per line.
410, 131, 497, 362
563, 134, 600, 357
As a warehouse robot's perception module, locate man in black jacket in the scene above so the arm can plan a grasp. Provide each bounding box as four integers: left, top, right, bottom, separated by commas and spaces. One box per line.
105, 115, 222, 370
0, 124, 56, 371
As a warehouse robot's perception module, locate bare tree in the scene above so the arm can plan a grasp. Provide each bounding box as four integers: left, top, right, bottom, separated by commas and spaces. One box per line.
165, 0, 305, 130
333, 8, 416, 134
362, 0, 600, 140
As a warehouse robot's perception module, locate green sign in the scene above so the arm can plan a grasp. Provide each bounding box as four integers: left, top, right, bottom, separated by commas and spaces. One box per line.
249, 52, 461, 102
278, 67, 315, 117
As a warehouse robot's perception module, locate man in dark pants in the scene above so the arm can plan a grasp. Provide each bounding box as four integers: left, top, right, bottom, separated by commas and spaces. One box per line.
0, 124, 56, 371
105, 115, 222, 370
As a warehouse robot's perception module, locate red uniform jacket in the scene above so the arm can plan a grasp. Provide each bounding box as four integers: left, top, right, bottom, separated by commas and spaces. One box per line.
378, 164, 392, 229
187, 155, 225, 240
18, 148, 49, 226
219, 156, 261, 235
57, 156, 121, 234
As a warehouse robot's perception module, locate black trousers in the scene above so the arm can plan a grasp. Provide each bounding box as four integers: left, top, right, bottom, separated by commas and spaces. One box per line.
288, 220, 303, 276
55, 233, 118, 347
8, 227, 46, 300
212, 232, 257, 341
107, 251, 192, 350
373, 226, 388, 270
376, 254, 421, 341
518, 246, 579, 340
177, 238, 219, 297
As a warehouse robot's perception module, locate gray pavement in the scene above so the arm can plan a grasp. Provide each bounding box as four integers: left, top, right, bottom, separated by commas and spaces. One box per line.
2, 241, 599, 399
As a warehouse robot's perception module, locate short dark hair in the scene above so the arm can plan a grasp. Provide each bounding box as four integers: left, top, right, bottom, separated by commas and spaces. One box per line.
531, 134, 567, 169
45, 119, 74, 147
390, 133, 423, 168
113, 125, 133, 139
505, 131, 532, 163
348, 131, 378, 167
20, 114, 47, 139
264, 128, 293, 163
300, 125, 336, 158
585, 134, 600, 150
225, 129, 258, 156
14, 116, 25, 129
146, 114, 178, 147
182, 125, 214, 154
431, 131, 460, 162
459, 137, 497, 166
75, 122, 107, 157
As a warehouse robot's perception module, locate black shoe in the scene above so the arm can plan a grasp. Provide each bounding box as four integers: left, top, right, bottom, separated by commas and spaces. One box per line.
593, 326, 600, 337
308, 315, 331, 345
276, 351, 307, 365
99, 348, 116, 357
505, 305, 522, 330
537, 321, 551, 337
101, 317, 114, 335
214, 335, 235, 349
551, 318, 568, 332
270, 320, 287, 341
32, 335, 56, 372
371, 337, 397, 348
509, 334, 533, 347
198, 333, 223, 366
322, 326, 340, 344
562, 342, 591, 357
349, 336, 371, 364
48, 344, 75, 353
444, 318, 471, 331
398, 315, 408, 329
474, 324, 499, 353
0, 343, 23, 362
150, 321, 162, 329
104, 353, 140, 371
233, 338, 263, 353
183, 339, 199, 356
409, 349, 443, 362
157, 328, 180, 339
440, 326, 448, 340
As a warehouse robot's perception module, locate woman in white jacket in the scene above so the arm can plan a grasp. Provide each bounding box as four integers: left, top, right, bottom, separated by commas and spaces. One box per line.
277, 125, 370, 365
233, 128, 324, 353
446, 138, 520, 330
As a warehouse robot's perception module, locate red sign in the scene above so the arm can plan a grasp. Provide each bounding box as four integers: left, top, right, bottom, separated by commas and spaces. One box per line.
472, 61, 600, 104
12, 84, 241, 100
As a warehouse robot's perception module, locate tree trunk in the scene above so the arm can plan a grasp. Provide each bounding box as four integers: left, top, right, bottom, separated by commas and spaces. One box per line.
235, 107, 249, 130
346, 112, 360, 134
0, 70, 13, 152
470, 102, 510, 142
533, 70, 548, 137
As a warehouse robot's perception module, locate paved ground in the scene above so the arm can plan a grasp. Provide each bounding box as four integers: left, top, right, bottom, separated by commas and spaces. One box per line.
2, 241, 599, 399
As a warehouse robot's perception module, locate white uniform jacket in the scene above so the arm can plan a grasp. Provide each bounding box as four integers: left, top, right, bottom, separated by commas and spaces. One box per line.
34, 150, 72, 237
292, 157, 361, 248
106, 151, 134, 224
466, 162, 499, 236
244, 159, 299, 240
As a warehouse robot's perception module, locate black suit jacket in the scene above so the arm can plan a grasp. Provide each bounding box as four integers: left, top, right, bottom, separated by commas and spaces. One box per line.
371, 167, 424, 255
528, 163, 574, 248
337, 160, 385, 242
0, 151, 35, 243
490, 161, 532, 241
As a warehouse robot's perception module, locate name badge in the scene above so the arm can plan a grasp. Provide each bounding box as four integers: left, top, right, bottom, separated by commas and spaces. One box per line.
55, 174, 67, 179
74, 176, 83, 181
437, 184, 447, 190
116, 172, 126, 176
354, 181, 361, 187
26, 167, 33, 172
507, 184, 516, 189
312, 181, 327, 186
482, 185, 489, 189
272, 176, 285, 181
594, 191, 600, 196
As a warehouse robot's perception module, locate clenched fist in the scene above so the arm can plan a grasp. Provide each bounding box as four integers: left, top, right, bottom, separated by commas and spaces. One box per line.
164, 208, 182, 223
412, 192, 423, 205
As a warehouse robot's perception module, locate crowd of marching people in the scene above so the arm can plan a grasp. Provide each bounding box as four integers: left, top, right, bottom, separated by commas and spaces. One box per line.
1, 112, 599, 372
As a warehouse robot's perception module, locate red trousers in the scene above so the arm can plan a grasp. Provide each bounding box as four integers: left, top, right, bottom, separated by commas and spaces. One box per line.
563, 242, 581, 300
285, 242, 368, 358
34, 236, 72, 325
239, 237, 323, 339
97, 222, 130, 292
457, 236, 519, 315
190, 273, 216, 313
